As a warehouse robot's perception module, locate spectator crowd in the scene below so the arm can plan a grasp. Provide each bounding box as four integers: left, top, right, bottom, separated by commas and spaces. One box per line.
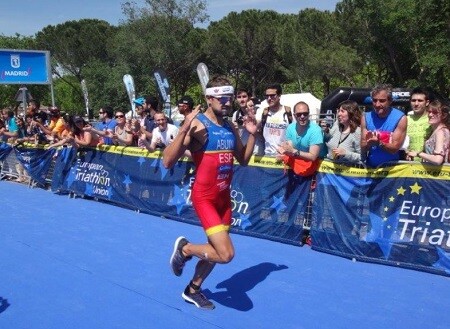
1, 83, 449, 176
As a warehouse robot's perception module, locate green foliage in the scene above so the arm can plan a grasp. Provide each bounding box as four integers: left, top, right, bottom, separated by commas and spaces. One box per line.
53, 76, 85, 114
204, 10, 286, 96
1, 0, 449, 112
35, 19, 116, 79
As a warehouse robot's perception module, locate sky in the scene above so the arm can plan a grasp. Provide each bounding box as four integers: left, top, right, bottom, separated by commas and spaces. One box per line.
1, 0, 339, 37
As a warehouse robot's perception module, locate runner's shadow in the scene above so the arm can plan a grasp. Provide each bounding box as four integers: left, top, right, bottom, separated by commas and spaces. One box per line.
0, 297, 10, 314
204, 262, 288, 311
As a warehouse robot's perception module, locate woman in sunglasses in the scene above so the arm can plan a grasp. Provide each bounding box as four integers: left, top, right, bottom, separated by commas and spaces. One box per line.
112, 111, 134, 146
407, 100, 450, 165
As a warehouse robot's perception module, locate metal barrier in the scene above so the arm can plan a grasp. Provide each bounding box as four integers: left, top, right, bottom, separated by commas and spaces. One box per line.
0, 150, 20, 181
0, 148, 33, 186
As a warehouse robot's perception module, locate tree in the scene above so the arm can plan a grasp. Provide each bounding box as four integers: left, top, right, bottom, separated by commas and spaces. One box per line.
279, 9, 362, 96
113, 0, 208, 104
122, 0, 209, 24
35, 19, 117, 110
336, 0, 418, 86
204, 10, 285, 96
411, 0, 450, 97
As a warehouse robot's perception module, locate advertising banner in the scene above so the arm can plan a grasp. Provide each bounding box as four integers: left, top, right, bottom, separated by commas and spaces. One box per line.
0, 49, 51, 84
52, 147, 308, 245
312, 160, 450, 276
14, 145, 55, 185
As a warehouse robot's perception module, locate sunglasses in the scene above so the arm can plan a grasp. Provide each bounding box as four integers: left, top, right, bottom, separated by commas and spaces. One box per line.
265, 94, 278, 99
99, 111, 105, 114
295, 112, 309, 118
115, 114, 125, 118
212, 96, 233, 105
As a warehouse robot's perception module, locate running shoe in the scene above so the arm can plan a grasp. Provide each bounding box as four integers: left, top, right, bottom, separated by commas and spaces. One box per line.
170, 236, 190, 276
182, 285, 215, 310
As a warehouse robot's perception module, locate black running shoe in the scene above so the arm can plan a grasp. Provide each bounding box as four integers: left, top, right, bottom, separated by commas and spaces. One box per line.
170, 236, 190, 276
182, 285, 215, 310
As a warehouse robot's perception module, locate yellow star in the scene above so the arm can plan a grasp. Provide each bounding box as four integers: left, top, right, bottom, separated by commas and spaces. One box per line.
397, 186, 406, 195
389, 196, 395, 202
410, 182, 422, 194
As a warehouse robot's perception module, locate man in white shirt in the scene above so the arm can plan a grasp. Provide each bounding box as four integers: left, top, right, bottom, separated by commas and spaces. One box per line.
256, 83, 293, 156
139, 111, 178, 152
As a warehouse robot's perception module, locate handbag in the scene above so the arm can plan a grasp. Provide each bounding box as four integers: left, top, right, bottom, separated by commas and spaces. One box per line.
282, 154, 321, 177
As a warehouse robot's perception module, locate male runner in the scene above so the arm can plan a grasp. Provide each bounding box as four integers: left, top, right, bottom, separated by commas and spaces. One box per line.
163, 75, 257, 310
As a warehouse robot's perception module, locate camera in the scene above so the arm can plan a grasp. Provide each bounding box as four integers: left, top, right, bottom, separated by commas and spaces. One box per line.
236, 116, 244, 126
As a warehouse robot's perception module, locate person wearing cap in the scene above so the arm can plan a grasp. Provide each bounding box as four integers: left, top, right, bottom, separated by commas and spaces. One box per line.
177, 95, 194, 126
164, 75, 257, 310
125, 96, 145, 120
71, 115, 101, 147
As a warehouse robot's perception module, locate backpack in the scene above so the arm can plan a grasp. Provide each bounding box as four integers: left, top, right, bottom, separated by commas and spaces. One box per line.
260, 105, 293, 129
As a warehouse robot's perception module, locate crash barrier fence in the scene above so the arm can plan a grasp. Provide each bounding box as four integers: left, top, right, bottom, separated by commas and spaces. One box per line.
1, 142, 449, 277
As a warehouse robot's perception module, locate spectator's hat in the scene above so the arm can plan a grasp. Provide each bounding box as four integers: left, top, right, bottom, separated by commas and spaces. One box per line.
73, 115, 84, 124
133, 97, 145, 106
177, 95, 194, 109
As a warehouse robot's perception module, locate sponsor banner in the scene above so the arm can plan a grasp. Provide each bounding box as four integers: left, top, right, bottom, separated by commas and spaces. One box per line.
52, 147, 307, 245
319, 159, 450, 180
153, 69, 170, 102
312, 162, 450, 276
14, 145, 55, 184
0, 142, 12, 161
0, 49, 51, 84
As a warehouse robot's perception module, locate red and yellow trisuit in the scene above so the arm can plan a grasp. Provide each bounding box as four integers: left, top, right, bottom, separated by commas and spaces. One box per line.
191, 113, 236, 236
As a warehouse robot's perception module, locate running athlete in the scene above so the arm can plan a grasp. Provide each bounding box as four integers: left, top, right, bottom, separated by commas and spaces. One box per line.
163, 75, 257, 310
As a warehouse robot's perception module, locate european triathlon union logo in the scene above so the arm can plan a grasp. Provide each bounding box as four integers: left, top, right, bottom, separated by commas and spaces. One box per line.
11, 54, 20, 68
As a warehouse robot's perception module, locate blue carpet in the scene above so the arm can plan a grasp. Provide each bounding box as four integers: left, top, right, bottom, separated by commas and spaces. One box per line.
0, 181, 449, 329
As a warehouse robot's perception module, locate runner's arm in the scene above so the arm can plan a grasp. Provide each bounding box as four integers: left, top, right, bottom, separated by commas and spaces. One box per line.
163, 107, 200, 168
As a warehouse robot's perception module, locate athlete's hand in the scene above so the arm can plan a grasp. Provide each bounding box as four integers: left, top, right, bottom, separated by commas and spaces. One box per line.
244, 113, 257, 135
181, 106, 200, 132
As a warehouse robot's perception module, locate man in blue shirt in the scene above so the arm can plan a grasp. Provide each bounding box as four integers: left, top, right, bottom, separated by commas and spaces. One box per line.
361, 84, 407, 167
91, 106, 117, 145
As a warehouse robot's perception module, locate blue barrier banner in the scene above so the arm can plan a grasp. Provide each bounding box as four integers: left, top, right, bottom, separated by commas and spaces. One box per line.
51, 147, 308, 245
14, 145, 56, 185
0, 142, 12, 161
312, 160, 450, 276
6, 144, 450, 276
0, 49, 51, 84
